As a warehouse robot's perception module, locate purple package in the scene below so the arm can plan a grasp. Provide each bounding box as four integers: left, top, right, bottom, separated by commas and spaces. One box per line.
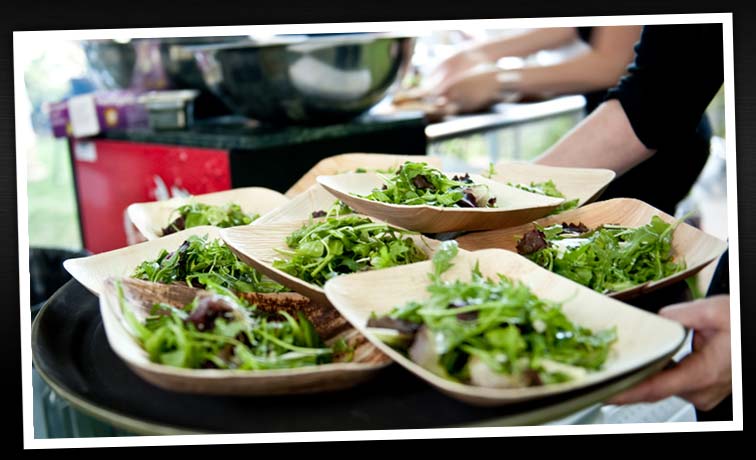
48, 90, 150, 138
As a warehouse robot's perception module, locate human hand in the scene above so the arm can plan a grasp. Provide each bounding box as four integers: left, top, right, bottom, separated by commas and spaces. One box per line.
426, 47, 491, 90
432, 67, 520, 114
608, 295, 732, 411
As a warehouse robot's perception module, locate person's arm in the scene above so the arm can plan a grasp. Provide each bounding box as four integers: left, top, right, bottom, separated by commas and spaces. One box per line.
536, 24, 725, 173
432, 26, 641, 113
426, 28, 580, 90
498, 26, 642, 96
474, 27, 580, 60
534, 99, 654, 176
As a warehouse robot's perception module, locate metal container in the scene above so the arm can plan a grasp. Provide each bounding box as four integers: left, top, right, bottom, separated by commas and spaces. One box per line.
191, 34, 416, 125
138, 90, 199, 130
81, 37, 247, 118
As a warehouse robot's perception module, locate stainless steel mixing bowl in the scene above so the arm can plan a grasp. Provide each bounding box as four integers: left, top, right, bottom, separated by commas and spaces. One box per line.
191, 34, 416, 125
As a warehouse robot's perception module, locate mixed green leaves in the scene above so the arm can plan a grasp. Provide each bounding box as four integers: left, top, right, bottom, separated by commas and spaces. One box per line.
163, 201, 257, 235
517, 216, 684, 294
132, 234, 287, 294
272, 215, 428, 287
368, 241, 617, 387
116, 280, 334, 370
360, 161, 497, 208
508, 180, 579, 215
311, 199, 354, 219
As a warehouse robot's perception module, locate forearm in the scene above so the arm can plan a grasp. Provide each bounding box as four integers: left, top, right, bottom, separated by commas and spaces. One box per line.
499, 51, 632, 96
534, 99, 655, 176
469, 28, 579, 61
499, 26, 641, 96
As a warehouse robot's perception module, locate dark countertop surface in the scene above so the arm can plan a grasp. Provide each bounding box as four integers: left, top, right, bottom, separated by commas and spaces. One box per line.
99, 110, 428, 151
96, 96, 587, 150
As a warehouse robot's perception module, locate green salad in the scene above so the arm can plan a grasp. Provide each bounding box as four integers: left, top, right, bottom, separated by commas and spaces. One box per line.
162, 201, 257, 235
116, 280, 341, 370
359, 161, 497, 208
516, 216, 684, 294
272, 215, 428, 287
368, 241, 617, 388
132, 234, 287, 294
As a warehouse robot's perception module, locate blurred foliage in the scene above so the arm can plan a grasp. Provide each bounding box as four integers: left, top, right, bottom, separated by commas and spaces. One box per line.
430, 113, 578, 170
24, 45, 85, 109
706, 85, 725, 138
27, 137, 82, 249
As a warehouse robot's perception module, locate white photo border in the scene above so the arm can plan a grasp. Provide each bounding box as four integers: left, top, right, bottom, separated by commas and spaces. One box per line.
14, 12, 742, 449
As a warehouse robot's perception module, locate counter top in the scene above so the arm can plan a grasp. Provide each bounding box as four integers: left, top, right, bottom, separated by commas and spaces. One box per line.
98, 110, 427, 151
426, 95, 586, 141
95, 96, 585, 150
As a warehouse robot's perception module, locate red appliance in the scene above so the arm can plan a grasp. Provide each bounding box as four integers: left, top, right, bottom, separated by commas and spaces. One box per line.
70, 139, 231, 253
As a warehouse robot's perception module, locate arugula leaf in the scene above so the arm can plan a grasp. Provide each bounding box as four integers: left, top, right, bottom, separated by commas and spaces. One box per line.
119, 284, 335, 370
430, 240, 459, 282
132, 234, 288, 294
360, 161, 497, 208
272, 215, 428, 287
163, 201, 257, 235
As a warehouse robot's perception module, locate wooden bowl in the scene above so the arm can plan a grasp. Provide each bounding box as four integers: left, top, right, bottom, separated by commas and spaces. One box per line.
127, 187, 289, 240
255, 184, 347, 225
317, 172, 564, 233
285, 153, 443, 197
323, 248, 687, 406
64, 226, 225, 296
456, 198, 728, 299
491, 161, 616, 206
99, 278, 391, 396
220, 216, 443, 308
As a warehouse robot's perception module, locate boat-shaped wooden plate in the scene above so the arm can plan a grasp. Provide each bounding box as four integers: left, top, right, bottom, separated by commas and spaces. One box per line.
99, 278, 391, 396
221, 216, 443, 307
255, 184, 348, 225
64, 226, 226, 296
127, 187, 290, 241
456, 198, 728, 300
323, 248, 687, 406
285, 153, 443, 197
62, 225, 331, 319
317, 172, 564, 233
491, 161, 616, 207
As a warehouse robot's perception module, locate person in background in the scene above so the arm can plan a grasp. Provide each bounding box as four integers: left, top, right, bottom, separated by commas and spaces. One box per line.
534, 24, 732, 421
429, 26, 713, 217
429, 27, 641, 112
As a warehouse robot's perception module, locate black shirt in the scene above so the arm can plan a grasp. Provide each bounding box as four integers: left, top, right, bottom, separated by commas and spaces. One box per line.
605, 24, 724, 150
575, 26, 715, 215
606, 24, 730, 421
604, 23, 728, 294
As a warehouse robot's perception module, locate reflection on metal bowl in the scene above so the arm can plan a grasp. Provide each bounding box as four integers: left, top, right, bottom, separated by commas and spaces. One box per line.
81, 37, 249, 118
192, 34, 416, 125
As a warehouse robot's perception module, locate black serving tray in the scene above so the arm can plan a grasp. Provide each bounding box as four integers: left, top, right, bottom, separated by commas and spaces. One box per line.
31, 279, 675, 436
